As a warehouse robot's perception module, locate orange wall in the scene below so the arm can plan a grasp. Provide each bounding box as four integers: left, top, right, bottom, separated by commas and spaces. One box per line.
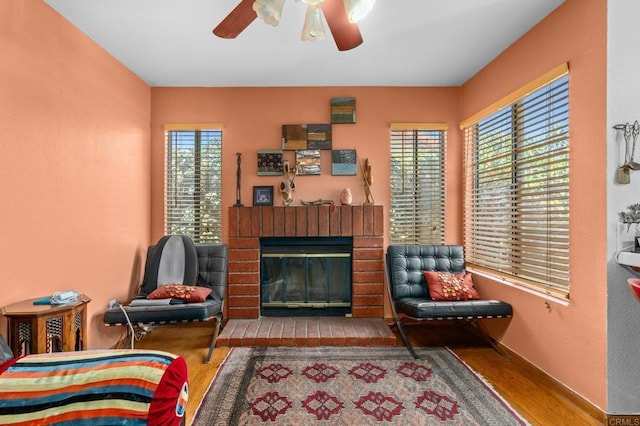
461, 0, 607, 409
150, 87, 462, 246
0, 0, 151, 349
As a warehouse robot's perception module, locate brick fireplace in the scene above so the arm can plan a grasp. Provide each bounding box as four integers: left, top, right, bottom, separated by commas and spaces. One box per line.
227, 205, 384, 319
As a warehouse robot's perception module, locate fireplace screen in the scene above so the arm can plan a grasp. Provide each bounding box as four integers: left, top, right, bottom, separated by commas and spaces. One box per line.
260, 237, 352, 316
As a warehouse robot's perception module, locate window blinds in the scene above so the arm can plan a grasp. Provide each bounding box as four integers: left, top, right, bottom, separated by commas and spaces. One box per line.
463, 71, 569, 298
165, 129, 222, 243
390, 125, 446, 245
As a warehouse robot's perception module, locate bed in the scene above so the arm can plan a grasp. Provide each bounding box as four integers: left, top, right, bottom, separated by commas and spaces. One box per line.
0, 349, 188, 425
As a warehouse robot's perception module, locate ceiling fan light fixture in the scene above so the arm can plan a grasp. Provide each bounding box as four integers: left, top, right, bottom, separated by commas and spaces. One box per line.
213, 0, 363, 51
343, 0, 375, 23
301, 4, 326, 41
253, 0, 286, 27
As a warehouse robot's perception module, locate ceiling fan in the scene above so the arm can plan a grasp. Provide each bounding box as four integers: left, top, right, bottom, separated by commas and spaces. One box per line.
213, 0, 375, 51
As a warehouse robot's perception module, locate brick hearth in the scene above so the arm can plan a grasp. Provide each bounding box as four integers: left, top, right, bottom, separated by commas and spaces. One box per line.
217, 318, 396, 347
227, 205, 384, 319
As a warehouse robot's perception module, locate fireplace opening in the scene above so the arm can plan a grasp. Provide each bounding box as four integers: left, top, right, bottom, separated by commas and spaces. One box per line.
260, 237, 352, 317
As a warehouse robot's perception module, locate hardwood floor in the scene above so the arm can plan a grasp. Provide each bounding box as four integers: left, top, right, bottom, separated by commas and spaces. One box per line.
129, 321, 604, 426
408, 325, 605, 426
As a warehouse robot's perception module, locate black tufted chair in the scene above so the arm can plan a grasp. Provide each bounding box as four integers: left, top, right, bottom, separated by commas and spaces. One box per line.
385, 244, 512, 358
104, 236, 228, 363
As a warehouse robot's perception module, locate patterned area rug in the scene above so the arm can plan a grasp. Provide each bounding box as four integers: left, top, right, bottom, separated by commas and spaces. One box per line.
193, 346, 528, 425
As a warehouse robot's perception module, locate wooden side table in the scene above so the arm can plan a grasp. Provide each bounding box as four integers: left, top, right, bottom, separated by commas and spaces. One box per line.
1, 295, 91, 356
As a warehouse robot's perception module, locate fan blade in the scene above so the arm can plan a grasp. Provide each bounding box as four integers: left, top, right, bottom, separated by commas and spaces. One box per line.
213, 0, 257, 39
321, 0, 363, 51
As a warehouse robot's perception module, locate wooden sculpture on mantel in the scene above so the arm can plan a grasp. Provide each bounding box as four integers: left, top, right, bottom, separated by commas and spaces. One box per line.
360, 158, 374, 204
234, 152, 243, 206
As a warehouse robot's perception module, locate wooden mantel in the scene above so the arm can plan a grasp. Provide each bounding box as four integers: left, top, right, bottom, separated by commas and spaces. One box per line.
227, 205, 385, 319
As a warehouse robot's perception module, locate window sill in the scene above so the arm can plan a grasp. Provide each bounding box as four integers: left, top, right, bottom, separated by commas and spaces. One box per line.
467, 267, 570, 307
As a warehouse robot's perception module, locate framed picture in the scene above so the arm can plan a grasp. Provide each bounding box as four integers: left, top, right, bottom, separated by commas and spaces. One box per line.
253, 186, 274, 206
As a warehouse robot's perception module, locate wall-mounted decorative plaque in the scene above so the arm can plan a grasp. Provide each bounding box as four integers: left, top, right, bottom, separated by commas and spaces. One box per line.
282, 125, 307, 150
332, 149, 357, 175
296, 149, 321, 175
331, 97, 356, 124
307, 124, 332, 150
257, 150, 284, 175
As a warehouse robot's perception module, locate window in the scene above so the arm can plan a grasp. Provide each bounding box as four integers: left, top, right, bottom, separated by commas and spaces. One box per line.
390, 124, 446, 244
462, 65, 569, 299
165, 127, 222, 243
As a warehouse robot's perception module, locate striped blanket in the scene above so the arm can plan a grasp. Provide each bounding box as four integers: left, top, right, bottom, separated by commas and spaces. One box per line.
0, 349, 188, 426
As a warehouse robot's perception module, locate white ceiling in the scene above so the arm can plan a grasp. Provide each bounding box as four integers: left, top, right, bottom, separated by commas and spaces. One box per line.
43, 0, 564, 87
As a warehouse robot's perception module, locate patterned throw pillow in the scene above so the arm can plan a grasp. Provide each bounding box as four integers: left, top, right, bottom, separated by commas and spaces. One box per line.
423, 271, 480, 301
147, 284, 211, 303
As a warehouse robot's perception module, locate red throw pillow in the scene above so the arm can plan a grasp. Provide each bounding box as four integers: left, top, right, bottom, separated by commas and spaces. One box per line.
423, 271, 480, 301
147, 284, 211, 303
